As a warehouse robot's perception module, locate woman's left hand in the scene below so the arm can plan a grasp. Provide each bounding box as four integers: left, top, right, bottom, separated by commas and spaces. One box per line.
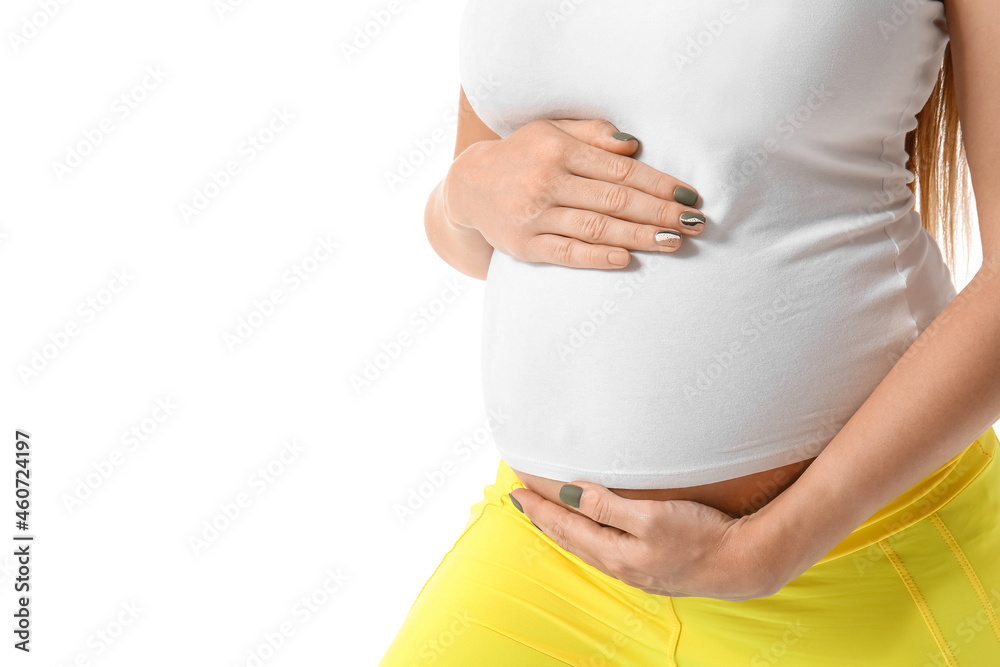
509, 482, 785, 601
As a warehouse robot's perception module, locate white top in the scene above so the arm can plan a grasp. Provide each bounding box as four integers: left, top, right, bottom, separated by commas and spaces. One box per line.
459, 0, 956, 488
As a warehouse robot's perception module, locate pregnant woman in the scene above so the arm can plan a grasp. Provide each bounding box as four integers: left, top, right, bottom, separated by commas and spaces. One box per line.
381, 0, 1000, 664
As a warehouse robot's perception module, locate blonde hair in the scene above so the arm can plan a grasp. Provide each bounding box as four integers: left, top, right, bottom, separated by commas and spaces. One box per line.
906, 42, 975, 280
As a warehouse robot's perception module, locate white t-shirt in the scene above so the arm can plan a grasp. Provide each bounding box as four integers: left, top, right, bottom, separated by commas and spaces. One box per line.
459, 0, 956, 488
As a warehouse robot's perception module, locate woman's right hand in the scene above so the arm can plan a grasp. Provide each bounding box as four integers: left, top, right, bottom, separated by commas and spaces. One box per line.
441, 118, 706, 270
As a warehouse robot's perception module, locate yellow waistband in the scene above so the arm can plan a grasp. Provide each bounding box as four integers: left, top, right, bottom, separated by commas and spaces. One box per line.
497, 427, 997, 566
817, 425, 998, 564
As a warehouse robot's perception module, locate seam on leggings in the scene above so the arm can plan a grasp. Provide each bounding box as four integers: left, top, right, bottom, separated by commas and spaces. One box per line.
399, 486, 499, 619
664, 598, 680, 667
471, 615, 576, 666
925, 445, 996, 521
975, 437, 989, 457
929, 512, 1000, 644
878, 537, 959, 667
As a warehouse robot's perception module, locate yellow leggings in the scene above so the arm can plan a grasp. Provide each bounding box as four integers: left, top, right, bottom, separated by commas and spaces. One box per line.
379, 427, 1000, 666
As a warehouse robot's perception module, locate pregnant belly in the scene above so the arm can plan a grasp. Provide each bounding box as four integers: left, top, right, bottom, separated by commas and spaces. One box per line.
510, 456, 815, 520
482, 236, 930, 493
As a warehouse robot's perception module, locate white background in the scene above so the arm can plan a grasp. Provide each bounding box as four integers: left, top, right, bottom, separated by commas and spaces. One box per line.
2, 1, 498, 665
0, 1, 988, 666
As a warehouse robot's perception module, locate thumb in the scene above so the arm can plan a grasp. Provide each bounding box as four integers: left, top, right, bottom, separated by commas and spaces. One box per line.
547, 118, 640, 157
558, 482, 648, 536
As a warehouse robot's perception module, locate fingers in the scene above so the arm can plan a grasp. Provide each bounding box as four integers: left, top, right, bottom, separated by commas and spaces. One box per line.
542, 121, 706, 252
533, 205, 704, 258
511, 486, 634, 576
549, 119, 700, 209
506, 119, 706, 268
553, 166, 705, 239
547, 118, 642, 158
559, 481, 655, 537
520, 233, 636, 269
566, 141, 700, 210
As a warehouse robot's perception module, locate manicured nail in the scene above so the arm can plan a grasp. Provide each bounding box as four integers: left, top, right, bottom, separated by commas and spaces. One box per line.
559, 484, 582, 508
655, 230, 681, 245
673, 186, 698, 207
679, 211, 706, 227
508, 492, 523, 513
612, 131, 636, 142
531, 521, 543, 532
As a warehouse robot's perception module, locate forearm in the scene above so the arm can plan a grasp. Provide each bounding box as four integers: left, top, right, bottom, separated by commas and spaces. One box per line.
424, 178, 495, 281
752, 255, 1000, 588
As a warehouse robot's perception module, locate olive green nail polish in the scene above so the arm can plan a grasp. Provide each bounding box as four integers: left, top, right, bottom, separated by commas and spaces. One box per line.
673, 186, 698, 207
531, 521, 543, 532
612, 131, 636, 142
559, 484, 582, 508
679, 211, 706, 227
508, 492, 523, 513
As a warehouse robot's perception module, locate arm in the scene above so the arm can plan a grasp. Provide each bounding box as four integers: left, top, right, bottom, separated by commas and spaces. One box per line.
755, 0, 1000, 588
424, 86, 500, 281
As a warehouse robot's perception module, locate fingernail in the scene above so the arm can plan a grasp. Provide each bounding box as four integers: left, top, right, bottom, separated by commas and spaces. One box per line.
679, 211, 706, 227
609, 249, 630, 266
655, 230, 681, 245
508, 492, 524, 513
673, 186, 699, 207
612, 131, 636, 142
531, 521, 544, 532
559, 484, 583, 508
